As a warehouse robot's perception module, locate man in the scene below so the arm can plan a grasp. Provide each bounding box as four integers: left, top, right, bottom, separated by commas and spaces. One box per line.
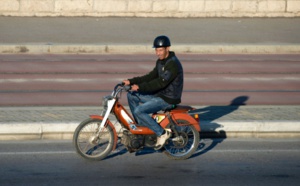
123, 35, 184, 150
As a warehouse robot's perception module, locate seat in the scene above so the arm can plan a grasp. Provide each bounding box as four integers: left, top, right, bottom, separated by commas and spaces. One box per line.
163, 104, 195, 113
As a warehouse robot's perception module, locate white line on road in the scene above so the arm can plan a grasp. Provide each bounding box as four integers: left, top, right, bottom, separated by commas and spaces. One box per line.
0, 79, 92, 83
0, 151, 75, 155
0, 149, 299, 156
0, 78, 123, 83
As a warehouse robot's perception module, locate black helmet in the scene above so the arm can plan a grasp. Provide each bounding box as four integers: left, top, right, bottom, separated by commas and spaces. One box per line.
153, 35, 171, 48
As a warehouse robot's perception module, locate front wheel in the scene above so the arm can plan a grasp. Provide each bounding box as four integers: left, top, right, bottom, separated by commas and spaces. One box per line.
73, 118, 115, 161
163, 119, 200, 160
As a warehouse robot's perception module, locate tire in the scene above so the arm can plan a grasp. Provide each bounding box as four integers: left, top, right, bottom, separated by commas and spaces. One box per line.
163, 119, 200, 160
73, 118, 115, 161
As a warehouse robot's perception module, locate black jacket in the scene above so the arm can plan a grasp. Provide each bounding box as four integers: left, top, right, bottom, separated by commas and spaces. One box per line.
129, 51, 183, 104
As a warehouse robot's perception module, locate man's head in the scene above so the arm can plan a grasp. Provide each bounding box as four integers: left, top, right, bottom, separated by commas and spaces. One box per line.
153, 35, 171, 60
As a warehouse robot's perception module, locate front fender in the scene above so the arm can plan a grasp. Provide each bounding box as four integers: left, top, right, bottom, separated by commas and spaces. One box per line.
89, 115, 118, 151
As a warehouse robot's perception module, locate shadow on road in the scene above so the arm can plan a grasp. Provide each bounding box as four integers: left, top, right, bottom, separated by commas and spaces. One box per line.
190, 96, 249, 158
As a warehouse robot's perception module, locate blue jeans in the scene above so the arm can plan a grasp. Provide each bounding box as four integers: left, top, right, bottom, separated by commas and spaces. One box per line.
127, 92, 171, 136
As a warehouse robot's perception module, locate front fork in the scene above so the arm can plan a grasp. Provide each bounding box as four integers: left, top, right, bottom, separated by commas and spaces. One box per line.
97, 98, 116, 134
90, 98, 118, 150
89, 114, 118, 151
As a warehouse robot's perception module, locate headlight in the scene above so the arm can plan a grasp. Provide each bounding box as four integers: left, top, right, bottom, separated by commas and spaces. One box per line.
102, 95, 113, 108
102, 96, 109, 110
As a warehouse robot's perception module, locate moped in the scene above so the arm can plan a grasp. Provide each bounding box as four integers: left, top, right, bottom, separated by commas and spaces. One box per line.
73, 83, 200, 160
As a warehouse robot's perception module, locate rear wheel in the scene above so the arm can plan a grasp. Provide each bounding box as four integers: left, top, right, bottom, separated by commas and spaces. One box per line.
73, 118, 115, 161
163, 119, 200, 160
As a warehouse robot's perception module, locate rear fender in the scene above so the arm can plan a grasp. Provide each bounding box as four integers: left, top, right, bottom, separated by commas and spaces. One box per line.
161, 113, 201, 132
89, 115, 118, 150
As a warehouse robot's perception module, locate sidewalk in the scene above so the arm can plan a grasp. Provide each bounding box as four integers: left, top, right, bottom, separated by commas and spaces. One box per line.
0, 106, 299, 140
0, 17, 300, 54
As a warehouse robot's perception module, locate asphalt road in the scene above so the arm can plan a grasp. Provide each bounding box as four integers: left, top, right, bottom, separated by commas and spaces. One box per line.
0, 139, 299, 186
0, 54, 299, 106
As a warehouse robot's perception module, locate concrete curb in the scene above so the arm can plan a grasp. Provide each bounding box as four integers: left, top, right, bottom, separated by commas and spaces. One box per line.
1, 120, 299, 140
1, 44, 300, 54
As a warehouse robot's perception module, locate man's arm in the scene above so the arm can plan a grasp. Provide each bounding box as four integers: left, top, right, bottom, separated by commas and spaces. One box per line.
138, 60, 178, 93
128, 65, 158, 85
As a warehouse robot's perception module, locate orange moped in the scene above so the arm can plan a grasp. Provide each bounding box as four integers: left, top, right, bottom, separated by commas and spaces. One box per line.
73, 83, 200, 160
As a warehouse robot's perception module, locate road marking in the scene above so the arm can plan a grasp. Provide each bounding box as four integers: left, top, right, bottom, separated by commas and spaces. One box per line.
1, 90, 300, 93
0, 149, 299, 156
0, 78, 123, 83
0, 79, 93, 83
0, 151, 75, 155
195, 149, 300, 153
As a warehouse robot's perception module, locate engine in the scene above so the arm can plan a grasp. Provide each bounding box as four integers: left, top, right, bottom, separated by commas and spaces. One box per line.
121, 130, 144, 152
121, 130, 157, 152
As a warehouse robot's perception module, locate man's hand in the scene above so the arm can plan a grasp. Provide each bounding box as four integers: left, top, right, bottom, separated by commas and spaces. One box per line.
122, 80, 130, 85
131, 84, 139, 91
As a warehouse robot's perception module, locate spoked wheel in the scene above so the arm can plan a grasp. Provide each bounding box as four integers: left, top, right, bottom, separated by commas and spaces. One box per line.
163, 119, 200, 160
73, 118, 115, 161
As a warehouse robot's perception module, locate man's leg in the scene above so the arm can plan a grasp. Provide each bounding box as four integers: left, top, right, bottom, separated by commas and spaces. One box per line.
127, 92, 156, 123
133, 97, 170, 136
130, 96, 172, 150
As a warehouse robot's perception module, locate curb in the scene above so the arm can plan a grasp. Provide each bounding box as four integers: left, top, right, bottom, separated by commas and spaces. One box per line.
1, 44, 300, 54
1, 121, 299, 140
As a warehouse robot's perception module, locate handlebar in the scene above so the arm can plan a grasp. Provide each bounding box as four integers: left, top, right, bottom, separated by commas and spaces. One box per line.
112, 82, 131, 97
120, 82, 131, 91
124, 85, 131, 91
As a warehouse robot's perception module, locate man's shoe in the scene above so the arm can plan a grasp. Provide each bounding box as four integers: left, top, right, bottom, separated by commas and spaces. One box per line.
154, 129, 172, 150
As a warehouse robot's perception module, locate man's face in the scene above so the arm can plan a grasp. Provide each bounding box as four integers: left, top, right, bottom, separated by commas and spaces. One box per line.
155, 47, 169, 60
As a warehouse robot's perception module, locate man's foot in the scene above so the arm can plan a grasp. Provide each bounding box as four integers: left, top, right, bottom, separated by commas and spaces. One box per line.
154, 129, 172, 150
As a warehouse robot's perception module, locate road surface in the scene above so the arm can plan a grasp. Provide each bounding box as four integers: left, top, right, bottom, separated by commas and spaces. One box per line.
0, 139, 299, 185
